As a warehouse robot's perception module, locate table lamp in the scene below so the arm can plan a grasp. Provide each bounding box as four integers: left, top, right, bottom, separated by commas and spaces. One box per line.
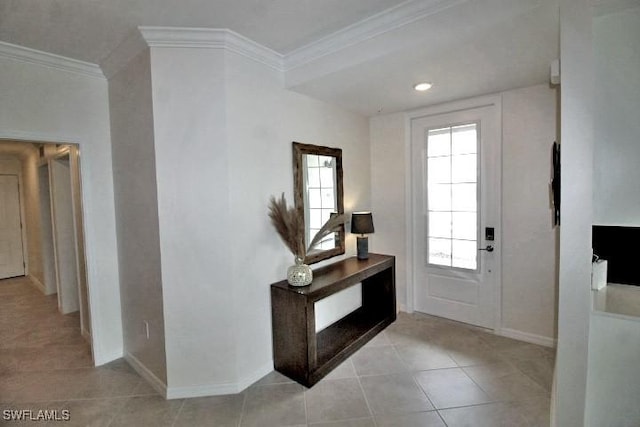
351, 212, 374, 259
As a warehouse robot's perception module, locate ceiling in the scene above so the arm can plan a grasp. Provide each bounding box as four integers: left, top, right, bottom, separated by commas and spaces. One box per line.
288, 0, 560, 115
0, 0, 408, 64
0, 0, 561, 116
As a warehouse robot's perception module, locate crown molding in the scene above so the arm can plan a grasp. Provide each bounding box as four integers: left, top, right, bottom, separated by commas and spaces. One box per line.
139, 27, 284, 71
283, 0, 468, 71
2, 0, 472, 81
101, 27, 284, 79
139, 26, 228, 48
0, 41, 104, 79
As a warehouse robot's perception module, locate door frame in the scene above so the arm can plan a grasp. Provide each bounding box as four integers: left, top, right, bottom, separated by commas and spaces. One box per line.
404, 94, 503, 331
49, 146, 91, 338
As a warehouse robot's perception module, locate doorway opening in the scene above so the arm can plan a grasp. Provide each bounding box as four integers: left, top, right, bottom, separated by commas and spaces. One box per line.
0, 140, 92, 355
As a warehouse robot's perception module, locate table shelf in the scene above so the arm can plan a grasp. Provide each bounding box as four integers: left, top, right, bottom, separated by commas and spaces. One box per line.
270, 254, 396, 387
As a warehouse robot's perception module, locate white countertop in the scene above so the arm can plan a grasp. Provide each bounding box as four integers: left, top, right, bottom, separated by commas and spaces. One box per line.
592, 283, 640, 319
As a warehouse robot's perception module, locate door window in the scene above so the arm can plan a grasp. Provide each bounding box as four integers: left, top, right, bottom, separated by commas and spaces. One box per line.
426, 123, 479, 270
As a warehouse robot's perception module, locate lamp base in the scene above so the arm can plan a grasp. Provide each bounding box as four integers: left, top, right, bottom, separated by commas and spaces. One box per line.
356, 236, 369, 260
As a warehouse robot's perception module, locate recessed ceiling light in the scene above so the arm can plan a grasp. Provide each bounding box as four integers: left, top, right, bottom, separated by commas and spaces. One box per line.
413, 82, 433, 91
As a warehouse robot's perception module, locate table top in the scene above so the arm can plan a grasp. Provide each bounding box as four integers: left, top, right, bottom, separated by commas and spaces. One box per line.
271, 253, 394, 300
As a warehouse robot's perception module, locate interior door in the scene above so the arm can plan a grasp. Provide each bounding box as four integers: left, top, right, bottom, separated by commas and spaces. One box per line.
0, 174, 25, 279
411, 102, 501, 329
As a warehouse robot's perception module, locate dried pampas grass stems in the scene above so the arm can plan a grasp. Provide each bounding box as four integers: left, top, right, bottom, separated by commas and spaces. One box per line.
268, 193, 305, 258
268, 193, 346, 259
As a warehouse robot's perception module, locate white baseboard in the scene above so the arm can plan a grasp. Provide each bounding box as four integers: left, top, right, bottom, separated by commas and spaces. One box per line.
27, 275, 46, 294
165, 361, 273, 399
236, 361, 274, 391
496, 327, 557, 348
125, 352, 168, 398
125, 356, 274, 400
125, 352, 275, 400
92, 346, 123, 366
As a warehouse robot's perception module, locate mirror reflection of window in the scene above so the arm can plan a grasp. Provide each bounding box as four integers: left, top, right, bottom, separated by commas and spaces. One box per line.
293, 142, 344, 264
304, 154, 338, 251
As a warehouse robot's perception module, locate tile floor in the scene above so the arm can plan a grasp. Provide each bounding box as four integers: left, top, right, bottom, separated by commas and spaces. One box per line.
1, 276, 554, 426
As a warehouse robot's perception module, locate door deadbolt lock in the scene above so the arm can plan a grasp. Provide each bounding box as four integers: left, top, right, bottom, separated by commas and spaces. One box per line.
479, 245, 494, 252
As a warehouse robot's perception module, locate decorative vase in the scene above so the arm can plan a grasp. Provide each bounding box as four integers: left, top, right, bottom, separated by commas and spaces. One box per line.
287, 256, 313, 287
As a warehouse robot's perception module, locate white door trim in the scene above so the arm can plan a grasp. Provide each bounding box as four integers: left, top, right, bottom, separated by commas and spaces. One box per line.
404, 94, 503, 332
49, 147, 91, 339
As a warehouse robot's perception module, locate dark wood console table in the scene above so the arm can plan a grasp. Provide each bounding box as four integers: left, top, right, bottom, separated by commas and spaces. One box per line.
270, 253, 396, 387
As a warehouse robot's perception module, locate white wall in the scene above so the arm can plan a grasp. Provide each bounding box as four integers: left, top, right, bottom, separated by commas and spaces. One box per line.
370, 85, 558, 344
0, 53, 122, 364
502, 85, 558, 343
554, 0, 594, 424
149, 46, 236, 393
50, 156, 79, 314
225, 51, 371, 386
109, 49, 167, 383
584, 6, 640, 427
38, 161, 57, 295
592, 6, 640, 226
370, 113, 408, 310
105, 34, 370, 397
586, 313, 640, 426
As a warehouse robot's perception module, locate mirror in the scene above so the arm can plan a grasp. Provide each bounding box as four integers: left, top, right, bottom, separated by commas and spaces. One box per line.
293, 142, 345, 264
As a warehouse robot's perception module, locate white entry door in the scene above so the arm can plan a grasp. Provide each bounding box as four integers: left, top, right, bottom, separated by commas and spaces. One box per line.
0, 174, 25, 279
410, 98, 501, 329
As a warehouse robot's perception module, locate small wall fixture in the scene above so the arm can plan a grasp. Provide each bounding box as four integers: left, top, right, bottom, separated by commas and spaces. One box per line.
413, 82, 432, 91
351, 212, 375, 260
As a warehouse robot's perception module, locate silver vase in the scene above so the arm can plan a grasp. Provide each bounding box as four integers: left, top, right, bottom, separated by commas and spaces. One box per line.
287, 256, 313, 287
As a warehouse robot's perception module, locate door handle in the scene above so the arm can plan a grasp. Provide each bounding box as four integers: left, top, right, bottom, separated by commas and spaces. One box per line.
479, 245, 494, 252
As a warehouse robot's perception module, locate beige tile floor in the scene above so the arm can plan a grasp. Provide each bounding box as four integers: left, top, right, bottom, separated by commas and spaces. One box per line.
1, 276, 554, 426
